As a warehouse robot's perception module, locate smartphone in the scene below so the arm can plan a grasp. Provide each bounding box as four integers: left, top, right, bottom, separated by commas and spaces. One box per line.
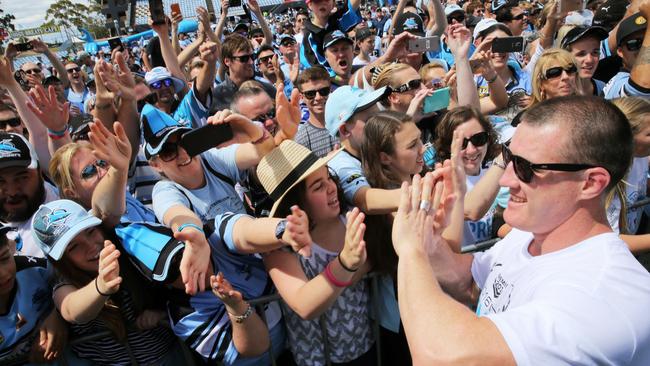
422, 87, 450, 114
558, 0, 584, 13
108, 37, 123, 52
15, 42, 33, 52
230, 0, 242, 7
491, 36, 525, 53
180, 124, 235, 157
170, 3, 181, 18
408, 36, 440, 53
148, 0, 166, 25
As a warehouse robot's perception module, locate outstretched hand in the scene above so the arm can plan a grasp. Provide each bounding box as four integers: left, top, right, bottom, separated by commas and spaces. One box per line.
88, 121, 132, 172
97, 240, 122, 295
211, 272, 244, 308
339, 208, 367, 271
26, 84, 69, 131
207, 109, 264, 145
282, 205, 312, 257
174, 227, 211, 295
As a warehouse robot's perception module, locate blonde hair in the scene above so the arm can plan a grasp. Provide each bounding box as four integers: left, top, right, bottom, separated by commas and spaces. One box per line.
49, 141, 92, 198
419, 62, 447, 85
372, 63, 412, 107
611, 97, 650, 134
529, 48, 578, 108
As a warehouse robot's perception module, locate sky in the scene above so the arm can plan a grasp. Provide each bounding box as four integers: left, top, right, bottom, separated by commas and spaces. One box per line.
4, 0, 79, 29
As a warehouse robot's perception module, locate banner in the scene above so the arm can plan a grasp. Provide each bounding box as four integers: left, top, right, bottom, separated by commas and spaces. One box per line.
9, 26, 61, 39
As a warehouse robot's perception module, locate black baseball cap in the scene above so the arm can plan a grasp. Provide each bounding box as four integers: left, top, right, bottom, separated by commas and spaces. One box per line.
561, 25, 609, 49
394, 11, 425, 37
616, 12, 647, 46
355, 28, 373, 41
323, 30, 354, 49
0, 132, 39, 171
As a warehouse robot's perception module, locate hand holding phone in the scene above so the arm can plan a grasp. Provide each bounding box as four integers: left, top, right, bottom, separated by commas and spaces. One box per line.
149, 0, 166, 25
108, 37, 123, 52
15, 42, 33, 52
408, 36, 440, 53
170, 3, 182, 18
422, 87, 451, 114
180, 124, 234, 157
491, 37, 524, 53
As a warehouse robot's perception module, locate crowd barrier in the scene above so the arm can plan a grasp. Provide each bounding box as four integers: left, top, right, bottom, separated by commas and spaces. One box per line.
61, 198, 650, 365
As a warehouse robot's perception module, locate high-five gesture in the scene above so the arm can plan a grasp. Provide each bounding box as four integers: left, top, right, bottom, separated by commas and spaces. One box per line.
211, 272, 244, 308
88, 121, 132, 173
174, 227, 211, 295
96, 240, 122, 296
339, 208, 367, 271
26, 84, 69, 132
281, 205, 312, 257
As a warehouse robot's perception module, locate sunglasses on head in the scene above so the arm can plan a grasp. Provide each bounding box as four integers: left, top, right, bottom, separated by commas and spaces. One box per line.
447, 13, 465, 23
81, 159, 108, 180
150, 78, 173, 90
231, 54, 255, 63
624, 38, 643, 52
66, 67, 81, 73
391, 79, 422, 93
253, 107, 276, 122
302, 86, 331, 100
25, 68, 41, 75
137, 92, 159, 113
543, 64, 577, 79
0, 117, 22, 130
502, 144, 596, 183
462, 131, 489, 150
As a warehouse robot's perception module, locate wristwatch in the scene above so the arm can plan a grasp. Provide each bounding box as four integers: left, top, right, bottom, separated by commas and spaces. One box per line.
275, 219, 288, 241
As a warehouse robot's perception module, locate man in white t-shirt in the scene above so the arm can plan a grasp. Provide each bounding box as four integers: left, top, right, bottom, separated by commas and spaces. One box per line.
393, 96, 650, 365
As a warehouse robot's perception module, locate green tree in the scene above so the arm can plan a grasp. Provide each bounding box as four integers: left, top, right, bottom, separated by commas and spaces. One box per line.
0, 0, 16, 31
43, 0, 109, 38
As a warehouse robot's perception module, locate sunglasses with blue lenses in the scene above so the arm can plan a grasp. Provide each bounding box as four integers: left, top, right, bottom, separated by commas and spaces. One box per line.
150, 78, 173, 90
81, 159, 109, 180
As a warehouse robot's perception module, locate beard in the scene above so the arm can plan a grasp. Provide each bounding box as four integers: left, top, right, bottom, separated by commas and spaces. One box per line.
0, 178, 45, 223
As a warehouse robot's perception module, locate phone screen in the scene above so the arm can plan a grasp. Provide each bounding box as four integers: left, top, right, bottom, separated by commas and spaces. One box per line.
230, 0, 242, 8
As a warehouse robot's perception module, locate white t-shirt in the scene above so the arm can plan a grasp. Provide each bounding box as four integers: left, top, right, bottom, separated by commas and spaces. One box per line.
352, 54, 377, 66
607, 156, 649, 234
11, 182, 59, 257
472, 229, 650, 365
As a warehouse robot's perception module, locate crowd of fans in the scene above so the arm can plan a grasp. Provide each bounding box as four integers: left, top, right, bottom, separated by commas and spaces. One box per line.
1, 0, 650, 364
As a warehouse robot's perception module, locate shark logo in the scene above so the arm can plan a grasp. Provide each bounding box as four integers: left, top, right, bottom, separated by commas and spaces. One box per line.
331, 30, 345, 39
0, 139, 21, 158
33, 208, 71, 246
404, 17, 419, 30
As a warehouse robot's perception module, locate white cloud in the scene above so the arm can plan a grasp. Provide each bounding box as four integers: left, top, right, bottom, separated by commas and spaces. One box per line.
3, 0, 90, 29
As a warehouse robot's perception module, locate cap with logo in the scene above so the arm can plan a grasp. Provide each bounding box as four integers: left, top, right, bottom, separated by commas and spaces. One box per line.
323, 30, 354, 49
394, 11, 425, 37
324, 86, 389, 137
144, 66, 186, 94
561, 25, 609, 49
32, 199, 102, 260
0, 132, 39, 171
616, 12, 647, 46
141, 104, 191, 159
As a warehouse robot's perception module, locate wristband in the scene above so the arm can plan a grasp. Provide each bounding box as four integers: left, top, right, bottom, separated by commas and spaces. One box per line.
229, 303, 253, 323
47, 124, 68, 137
95, 277, 112, 297
337, 255, 357, 272
177, 223, 204, 233
48, 131, 69, 140
485, 74, 498, 84
252, 128, 270, 145
323, 261, 352, 287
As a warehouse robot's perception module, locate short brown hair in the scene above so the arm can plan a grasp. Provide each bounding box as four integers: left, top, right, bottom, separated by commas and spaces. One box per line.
221, 34, 253, 63
434, 106, 500, 163
295, 67, 331, 91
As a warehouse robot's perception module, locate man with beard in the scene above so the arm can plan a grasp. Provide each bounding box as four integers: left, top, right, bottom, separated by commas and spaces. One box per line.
212, 34, 276, 112
0, 133, 58, 257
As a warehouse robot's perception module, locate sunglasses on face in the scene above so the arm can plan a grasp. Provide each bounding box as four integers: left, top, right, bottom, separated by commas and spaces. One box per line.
512, 12, 527, 20
0, 117, 22, 130
150, 78, 173, 90
391, 79, 422, 93
66, 67, 81, 73
281, 39, 297, 46
137, 92, 159, 113
158, 141, 181, 162
253, 108, 276, 122
543, 64, 578, 79
25, 68, 41, 75
462, 131, 489, 150
447, 14, 466, 23
502, 144, 596, 183
302, 86, 331, 100
624, 38, 643, 52
231, 54, 255, 63
81, 159, 109, 180
258, 54, 274, 63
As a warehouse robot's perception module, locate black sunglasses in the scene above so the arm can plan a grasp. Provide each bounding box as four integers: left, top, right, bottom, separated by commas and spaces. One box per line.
462, 131, 489, 150
624, 38, 643, 52
512, 12, 527, 20
391, 79, 422, 93
66, 67, 81, 73
543, 64, 578, 79
280, 40, 297, 47
302, 87, 331, 100
231, 54, 255, 63
81, 159, 109, 180
502, 144, 596, 183
0, 117, 22, 130
447, 14, 466, 23
137, 92, 159, 113
151, 78, 173, 90
258, 54, 274, 63
158, 140, 182, 162
25, 68, 41, 75
253, 107, 276, 122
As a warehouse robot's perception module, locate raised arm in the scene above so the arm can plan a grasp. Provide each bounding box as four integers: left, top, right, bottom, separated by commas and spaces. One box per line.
30, 39, 70, 88
426, 0, 447, 37
448, 24, 480, 109
273, 84, 301, 145
89, 121, 132, 227
248, 0, 273, 46
54, 241, 122, 324
177, 24, 207, 68
630, 2, 650, 91
150, 18, 190, 93
171, 13, 183, 55
215, 0, 230, 41
353, 186, 401, 214
196, 41, 219, 104
471, 49, 508, 114
26, 84, 72, 159
264, 208, 368, 320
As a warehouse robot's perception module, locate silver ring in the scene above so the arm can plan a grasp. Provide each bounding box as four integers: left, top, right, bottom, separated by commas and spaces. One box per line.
419, 200, 431, 212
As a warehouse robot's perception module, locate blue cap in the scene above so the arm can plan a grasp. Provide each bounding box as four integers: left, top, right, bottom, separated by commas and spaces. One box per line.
324, 86, 388, 137
32, 199, 102, 260
141, 104, 191, 159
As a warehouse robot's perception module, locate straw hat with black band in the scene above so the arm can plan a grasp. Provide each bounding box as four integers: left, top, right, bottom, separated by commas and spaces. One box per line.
257, 140, 341, 218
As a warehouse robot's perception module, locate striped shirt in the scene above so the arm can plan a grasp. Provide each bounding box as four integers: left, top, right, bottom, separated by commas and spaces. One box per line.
294, 121, 339, 158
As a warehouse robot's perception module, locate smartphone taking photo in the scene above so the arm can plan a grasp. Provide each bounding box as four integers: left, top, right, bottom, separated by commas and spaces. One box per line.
408, 36, 440, 53
149, 0, 166, 25
180, 124, 235, 157
491, 36, 525, 53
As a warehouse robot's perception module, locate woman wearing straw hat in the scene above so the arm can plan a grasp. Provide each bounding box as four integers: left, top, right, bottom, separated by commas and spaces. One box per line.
254, 140, 375, 366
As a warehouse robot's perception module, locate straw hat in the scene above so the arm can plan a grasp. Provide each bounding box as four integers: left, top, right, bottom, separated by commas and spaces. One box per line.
257, 140, 340, 217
